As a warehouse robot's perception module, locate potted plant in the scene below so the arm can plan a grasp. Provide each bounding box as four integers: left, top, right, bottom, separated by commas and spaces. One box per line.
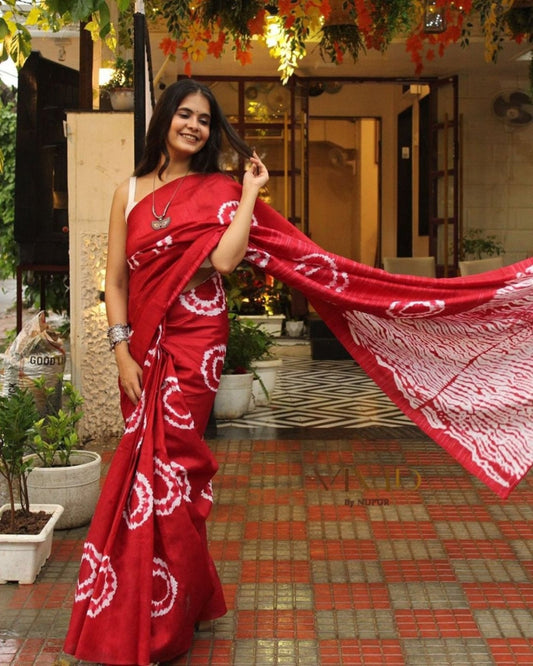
459, 228, 505, 260
247, 318, 282, 409
319, 0, 365, 65
100, 56, 134, 111
213, 316, 281, 419
223, 265, 290, 336
24, 380, 101, 530
285, 317, 305, 338
0, 386, 64, 584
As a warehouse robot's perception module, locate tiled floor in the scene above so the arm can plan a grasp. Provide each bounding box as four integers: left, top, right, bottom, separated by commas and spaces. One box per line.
1, 354, 533, 665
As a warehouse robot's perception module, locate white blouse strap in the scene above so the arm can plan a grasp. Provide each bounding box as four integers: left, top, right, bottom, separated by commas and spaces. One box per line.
125, 177, 137, 221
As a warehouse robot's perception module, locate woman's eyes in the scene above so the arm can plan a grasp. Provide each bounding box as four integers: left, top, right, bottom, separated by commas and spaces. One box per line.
177, 112, 210, 126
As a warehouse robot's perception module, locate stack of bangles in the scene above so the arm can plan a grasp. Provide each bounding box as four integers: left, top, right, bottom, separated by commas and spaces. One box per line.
107, 323, 130, 351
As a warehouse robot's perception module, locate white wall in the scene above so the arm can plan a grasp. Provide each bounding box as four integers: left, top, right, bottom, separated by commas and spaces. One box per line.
460, 70, 533, 265
67, 112, 134, 438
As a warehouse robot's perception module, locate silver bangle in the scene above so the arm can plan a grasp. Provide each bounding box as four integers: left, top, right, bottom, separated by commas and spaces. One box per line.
107, 323, 130, 351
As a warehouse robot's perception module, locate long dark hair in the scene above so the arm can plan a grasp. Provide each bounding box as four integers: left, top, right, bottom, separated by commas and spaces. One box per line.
134, 79, 253, 178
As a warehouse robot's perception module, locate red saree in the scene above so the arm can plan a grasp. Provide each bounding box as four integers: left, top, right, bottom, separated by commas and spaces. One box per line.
65, 172, 533, 664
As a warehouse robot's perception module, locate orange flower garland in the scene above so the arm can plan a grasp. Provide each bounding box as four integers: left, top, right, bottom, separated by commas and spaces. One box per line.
153, 1, 532, 80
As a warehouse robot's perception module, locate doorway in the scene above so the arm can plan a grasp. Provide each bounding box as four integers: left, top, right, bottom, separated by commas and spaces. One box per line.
308, 116, 380, 266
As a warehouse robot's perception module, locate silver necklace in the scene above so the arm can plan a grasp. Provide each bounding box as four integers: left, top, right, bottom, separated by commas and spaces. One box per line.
151, 170, 190, 230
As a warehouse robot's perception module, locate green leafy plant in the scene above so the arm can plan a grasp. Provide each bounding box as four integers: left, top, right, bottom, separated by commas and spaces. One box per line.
101, 56, 134, 90
0, 327, 17, 354
320, 24, 366, 64
4, 0, 533, 85
199, 0, 263, 38
459, 228, 505, 260
223, 264, 291, 316
22, 271, 70, 317
29, 380, 84, 467
223, 315, 275, 375
0, 386, 40, 531
0, 96, 17, 281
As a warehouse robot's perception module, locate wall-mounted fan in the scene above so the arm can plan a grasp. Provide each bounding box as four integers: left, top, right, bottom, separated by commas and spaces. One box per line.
492, 90, 533, 128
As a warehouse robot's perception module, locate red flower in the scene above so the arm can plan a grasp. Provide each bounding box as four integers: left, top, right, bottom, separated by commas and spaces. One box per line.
181, 53, 192, 78
248, 9, 266, 36
208, 32, 226, 58
236, 46, 253, 66
159, 37, 178, 56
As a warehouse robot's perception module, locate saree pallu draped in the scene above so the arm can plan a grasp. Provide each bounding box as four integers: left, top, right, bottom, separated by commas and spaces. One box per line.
66, 172, 533, 664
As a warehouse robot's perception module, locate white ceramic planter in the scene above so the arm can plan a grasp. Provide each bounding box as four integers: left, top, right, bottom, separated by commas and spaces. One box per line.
250, 358, 283, 409
0, 503, 64, 584
26, 450, 102, 530
213, 373, 254, 420
285, 320, 305, 338
239, 314, 285, 337
109, 88, 134, 111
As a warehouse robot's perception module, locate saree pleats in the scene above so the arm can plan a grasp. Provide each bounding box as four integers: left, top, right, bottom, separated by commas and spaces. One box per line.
64, 276, 228, 665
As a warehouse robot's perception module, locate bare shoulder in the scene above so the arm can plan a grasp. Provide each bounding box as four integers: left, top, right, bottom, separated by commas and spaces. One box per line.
133, 172, 155, 201
114, 176, 132, 201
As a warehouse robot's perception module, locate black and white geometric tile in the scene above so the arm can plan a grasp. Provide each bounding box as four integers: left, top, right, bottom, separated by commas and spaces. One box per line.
216, 356, 413, 431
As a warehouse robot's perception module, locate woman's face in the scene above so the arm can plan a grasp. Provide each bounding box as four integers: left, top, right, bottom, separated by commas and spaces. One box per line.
166, 91, 211, 159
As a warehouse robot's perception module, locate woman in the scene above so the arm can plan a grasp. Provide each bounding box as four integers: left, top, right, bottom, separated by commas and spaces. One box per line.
64, 80, 268, 665
65, 79, 533, 665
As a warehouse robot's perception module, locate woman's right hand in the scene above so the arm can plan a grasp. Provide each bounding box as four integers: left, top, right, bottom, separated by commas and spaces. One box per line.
114, 344, 143, 405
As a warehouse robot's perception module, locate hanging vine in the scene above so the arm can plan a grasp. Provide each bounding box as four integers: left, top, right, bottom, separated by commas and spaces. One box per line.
2, 1, 533, 83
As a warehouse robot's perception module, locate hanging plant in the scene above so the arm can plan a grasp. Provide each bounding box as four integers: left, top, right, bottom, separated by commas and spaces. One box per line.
262, 1, 329, 82
354, 0, 414, 52
504, 5, 533, 39
475, 0, 515, 64
319, 23, 365, 62
198, 0, 264, 37
5, 0, 533, 84
405, 0, 471, 74
319, 0, 366, 63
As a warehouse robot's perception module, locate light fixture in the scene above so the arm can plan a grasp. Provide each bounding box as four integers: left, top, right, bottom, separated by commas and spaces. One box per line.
423, 1, 446, 34
98, 68, 114, 87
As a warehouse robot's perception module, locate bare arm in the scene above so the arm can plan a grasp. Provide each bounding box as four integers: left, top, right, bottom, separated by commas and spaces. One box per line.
105, 180, 143, 406
209, 152, 269, 274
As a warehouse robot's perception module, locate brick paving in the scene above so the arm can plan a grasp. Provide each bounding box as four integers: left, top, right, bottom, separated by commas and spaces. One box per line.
1, 433, 532, 665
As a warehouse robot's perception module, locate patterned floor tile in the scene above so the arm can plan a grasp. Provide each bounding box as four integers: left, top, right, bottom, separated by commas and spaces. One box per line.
401, 638, 494, 665
217, 357, 413, 431
319, 639, 405, 666
395, 608, 481, 638
473, 609, 533, 638
387, 582, 469, 610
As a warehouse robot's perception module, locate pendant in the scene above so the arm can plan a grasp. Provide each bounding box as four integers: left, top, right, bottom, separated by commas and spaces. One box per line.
151, 216, 171, 231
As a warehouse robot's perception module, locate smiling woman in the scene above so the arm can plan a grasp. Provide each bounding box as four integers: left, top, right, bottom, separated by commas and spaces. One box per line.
63, 79, 271, 665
